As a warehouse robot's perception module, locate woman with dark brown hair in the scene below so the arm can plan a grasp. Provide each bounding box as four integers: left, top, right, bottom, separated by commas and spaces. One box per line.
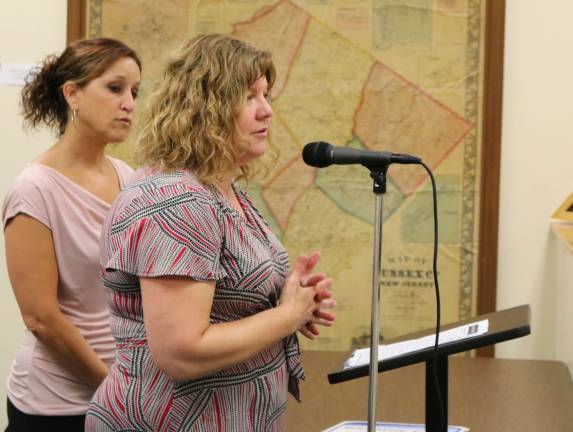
2, 38, 141, 431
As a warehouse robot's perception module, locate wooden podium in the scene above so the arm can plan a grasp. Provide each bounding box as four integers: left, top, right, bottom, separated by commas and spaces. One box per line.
326, 305, 531, 431
286, 352, 573, 431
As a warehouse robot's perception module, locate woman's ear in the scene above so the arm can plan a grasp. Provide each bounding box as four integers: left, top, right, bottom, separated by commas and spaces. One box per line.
62, 80, 79, 111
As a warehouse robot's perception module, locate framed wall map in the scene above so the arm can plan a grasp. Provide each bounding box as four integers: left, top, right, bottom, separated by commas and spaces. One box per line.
68, 0, 504, 356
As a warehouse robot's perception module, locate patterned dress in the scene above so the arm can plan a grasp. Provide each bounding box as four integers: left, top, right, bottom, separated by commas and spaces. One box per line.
86, 168, 304, 432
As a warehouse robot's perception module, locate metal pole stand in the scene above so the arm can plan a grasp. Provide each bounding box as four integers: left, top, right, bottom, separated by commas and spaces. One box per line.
367, 165, 389, 432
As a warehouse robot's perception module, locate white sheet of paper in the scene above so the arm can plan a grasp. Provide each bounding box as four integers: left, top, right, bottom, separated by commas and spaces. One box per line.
344, 319, 489, 369
324, 420, 470, 431
0, 63, 36, 86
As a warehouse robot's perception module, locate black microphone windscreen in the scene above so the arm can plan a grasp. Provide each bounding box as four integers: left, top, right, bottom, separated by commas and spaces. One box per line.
302, 141, 332, 168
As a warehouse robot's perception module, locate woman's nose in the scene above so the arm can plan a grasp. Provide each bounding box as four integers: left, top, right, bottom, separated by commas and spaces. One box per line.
122, 92, 135, 112
258, 98, 273, 119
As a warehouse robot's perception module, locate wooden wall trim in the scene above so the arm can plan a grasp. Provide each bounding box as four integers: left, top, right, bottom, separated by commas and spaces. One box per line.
476, 0, 506, 357
66, 0, 87, 45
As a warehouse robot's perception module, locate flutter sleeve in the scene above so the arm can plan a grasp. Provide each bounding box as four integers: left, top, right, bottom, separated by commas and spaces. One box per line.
2, 170, 51, 229
102, 184, 227, 281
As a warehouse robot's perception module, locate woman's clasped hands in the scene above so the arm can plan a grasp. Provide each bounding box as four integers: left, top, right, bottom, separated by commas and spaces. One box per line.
279, 251, 336, 340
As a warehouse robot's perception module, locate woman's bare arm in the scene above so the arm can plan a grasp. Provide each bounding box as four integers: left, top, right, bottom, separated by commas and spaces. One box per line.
141, 254, 333, 381
5, 214, 109, 390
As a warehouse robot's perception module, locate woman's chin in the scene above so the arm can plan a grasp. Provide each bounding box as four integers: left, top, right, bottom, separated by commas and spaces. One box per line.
236, 146, 267, 166
106, 133, 131, 145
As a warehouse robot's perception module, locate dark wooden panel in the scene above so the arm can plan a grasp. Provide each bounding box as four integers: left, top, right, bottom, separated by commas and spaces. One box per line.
476, 0, 506, 358
66, 0, 87, 44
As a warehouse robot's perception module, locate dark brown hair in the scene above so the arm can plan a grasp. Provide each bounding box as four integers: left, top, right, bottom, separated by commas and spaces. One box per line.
21, 37, 142, 136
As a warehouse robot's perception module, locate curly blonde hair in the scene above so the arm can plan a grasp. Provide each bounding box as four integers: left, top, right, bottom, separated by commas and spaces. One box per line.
135, 34, 276, 184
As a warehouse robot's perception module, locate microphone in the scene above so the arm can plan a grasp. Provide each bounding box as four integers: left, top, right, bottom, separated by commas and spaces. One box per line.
302, 141, 421, 168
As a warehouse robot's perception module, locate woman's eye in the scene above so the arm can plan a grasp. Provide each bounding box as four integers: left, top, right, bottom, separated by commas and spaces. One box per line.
131, 89, 139, 99
108, 85, 122, 94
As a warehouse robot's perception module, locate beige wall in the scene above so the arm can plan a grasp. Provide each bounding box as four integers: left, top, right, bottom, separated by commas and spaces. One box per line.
496, 0, 573, 360
0, 0, 572, 428
0, 0, 66, 427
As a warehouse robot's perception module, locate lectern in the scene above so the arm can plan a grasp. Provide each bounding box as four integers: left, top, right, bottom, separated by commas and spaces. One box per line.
327, 304, 531, 431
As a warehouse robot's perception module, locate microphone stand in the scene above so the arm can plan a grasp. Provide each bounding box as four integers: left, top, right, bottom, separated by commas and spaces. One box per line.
367, 164, 389, 432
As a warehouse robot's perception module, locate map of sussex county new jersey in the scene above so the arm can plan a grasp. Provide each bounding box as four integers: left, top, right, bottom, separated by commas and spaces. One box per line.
93, 0, 483, 351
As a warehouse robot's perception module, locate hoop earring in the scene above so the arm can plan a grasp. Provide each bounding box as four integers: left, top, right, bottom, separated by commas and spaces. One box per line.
71, 109, 77, 125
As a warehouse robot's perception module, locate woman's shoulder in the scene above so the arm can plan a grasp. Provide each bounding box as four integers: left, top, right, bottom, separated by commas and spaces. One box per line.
107, 156, 135, 185
4, 164, 56, 197
110, 168, 218, 221
127, 167, 211, 197
2, 164, 56, 227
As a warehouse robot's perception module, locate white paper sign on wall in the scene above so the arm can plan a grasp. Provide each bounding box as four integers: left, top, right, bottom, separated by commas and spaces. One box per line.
0, 63, 36, 86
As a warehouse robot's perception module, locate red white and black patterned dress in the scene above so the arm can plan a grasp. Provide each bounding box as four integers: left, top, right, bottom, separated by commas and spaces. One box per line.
86, 168, 304, 432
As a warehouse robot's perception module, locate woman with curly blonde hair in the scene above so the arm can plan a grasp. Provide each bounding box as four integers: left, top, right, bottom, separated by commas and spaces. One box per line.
135, 33, 267, 183
86, 33, 336, 431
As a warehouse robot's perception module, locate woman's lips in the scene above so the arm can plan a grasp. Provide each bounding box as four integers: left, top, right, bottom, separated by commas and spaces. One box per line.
252, 128, 268, 136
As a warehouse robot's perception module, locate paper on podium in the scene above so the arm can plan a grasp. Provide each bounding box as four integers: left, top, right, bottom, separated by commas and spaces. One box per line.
344, 320, 489, 369
324, 421, 470, 431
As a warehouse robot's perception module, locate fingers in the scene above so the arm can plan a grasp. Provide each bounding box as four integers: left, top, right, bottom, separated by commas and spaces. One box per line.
306, 322, 320, 335
286, 252, 337, 339
302, 273, 327, 287
299, 251, 321, 285
313, 278, 334, 303
309, 277, 336, 325
310, 284, 336, 326
279, 255, 311, 308
305, 322, 320, 337
314, 288, 333, 302
314, 308, 336, 323
283, 255, 311, 295
305, 251, 321, 273
290, 255, 310, 279
298, 314, 334, 340
298, 322, 320, 340
299, 327, 316, 340
315, 298, 336, 310
314, 277, 333, 292
311, 311, 335, 326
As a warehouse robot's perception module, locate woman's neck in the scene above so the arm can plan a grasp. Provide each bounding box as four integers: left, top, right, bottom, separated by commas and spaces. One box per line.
41, 126, 108, 171
215, 170, 237, 197
214, 172, 246, 216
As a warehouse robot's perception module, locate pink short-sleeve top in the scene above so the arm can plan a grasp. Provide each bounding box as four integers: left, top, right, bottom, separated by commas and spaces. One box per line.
2, 157, 133, 415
